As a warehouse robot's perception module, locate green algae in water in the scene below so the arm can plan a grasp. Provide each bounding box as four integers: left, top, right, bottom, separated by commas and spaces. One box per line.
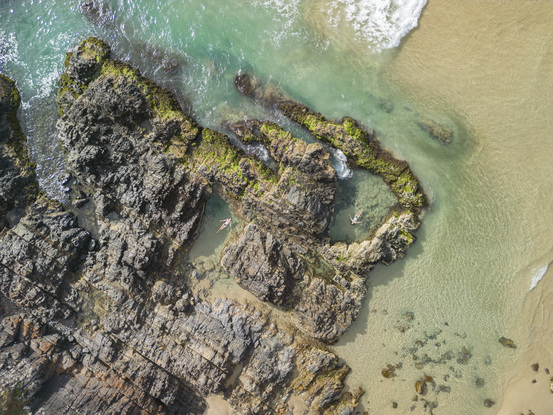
329, 169, 397, 243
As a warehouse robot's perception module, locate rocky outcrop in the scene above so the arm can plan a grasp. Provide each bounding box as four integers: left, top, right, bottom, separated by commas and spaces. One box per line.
0, 74, 38, 230
221, 222, 304, 306
1, 38, 368, 415
57, 38, 208, 257
233, 72, 426, 209
217, 74, 424, 342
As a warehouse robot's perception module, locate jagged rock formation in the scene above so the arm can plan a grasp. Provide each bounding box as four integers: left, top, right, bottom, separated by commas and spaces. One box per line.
0, 38, 378, 415
216, 73, 426, 342
0, 74, 38, 231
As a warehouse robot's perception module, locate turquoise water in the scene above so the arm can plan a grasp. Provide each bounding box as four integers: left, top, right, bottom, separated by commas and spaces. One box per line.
3, 1, 552, 414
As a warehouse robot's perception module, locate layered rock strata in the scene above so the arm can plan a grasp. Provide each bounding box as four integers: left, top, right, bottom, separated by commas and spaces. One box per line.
0, 38, 376, 415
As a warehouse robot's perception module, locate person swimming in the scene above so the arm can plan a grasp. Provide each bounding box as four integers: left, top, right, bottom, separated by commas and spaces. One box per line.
349, 209, 363, 225
217, 218, 232, 233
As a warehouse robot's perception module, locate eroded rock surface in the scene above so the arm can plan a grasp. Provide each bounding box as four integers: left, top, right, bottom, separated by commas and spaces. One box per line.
0, 38, 371, 415
215, 73, 425, 342
0, 74, 37, 230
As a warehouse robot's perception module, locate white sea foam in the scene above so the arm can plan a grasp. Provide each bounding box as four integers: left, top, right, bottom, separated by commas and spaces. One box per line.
325, 0, 427, 52
330, 148, 353, 179
0, 30, 23, 69
244, 143, 270, 162
255, 0, 302, 19
529, 264, 549, 290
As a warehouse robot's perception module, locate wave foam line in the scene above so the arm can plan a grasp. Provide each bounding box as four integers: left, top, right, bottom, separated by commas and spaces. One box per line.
530, 264, 549, 291
331, 0, 427, 52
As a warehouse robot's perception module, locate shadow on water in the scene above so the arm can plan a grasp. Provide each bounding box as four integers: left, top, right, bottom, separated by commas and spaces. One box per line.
19, 93, 68, 203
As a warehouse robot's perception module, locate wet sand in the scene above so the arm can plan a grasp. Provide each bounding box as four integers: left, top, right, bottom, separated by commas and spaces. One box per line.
497, 265, 553, 415
205, 395, 232, 415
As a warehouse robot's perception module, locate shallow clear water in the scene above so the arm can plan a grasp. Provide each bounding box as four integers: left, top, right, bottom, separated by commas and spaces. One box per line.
2, 1, 552, 414
329, 169, 397, 243
186, 192, 239, 262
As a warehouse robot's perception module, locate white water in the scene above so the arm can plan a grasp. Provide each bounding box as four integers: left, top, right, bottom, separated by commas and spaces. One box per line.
321, 0, 426, 51
530, 264, 549, 291
329, 148, 354, 180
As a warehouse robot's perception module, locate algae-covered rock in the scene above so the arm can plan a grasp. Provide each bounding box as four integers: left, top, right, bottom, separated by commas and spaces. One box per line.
57, 37, 209, 253
233, 71, 426, 209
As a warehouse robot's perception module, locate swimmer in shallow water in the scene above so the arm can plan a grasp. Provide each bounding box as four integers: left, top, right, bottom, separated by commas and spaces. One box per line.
349, 209, 363, 225
217, 218, 232, 233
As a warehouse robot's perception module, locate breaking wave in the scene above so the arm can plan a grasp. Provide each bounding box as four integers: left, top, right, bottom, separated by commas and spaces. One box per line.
0, 30, 23, 70
324, 0, 427, 52
529, 264, 549, 291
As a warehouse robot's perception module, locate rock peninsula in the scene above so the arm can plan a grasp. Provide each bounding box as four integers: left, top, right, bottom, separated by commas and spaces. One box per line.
0, 37, 426, 414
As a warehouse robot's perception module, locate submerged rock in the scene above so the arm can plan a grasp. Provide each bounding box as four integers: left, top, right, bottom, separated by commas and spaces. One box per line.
499, 337, 517, 349
415, 380, 427, 395
457, 346, 472, 364
417, 117, 453, 144
382, 364, 398, 379
483, 399, 496, 408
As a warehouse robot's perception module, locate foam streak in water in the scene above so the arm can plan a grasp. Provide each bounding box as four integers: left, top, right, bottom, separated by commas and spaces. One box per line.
0, 30, 24, 70
327, 0, 427, 51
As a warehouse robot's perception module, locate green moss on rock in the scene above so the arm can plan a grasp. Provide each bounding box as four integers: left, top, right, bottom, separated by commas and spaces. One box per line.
277, 100, 426, 209
189, 128, 277, 199
58, 37, 201, 145
0, 384, 29, 415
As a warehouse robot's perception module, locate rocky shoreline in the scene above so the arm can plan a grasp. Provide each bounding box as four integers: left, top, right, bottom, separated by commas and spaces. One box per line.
0, 37, 425, 414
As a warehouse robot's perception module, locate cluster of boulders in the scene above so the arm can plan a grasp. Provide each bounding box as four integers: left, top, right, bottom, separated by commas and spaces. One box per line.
0, 35, 427, 414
